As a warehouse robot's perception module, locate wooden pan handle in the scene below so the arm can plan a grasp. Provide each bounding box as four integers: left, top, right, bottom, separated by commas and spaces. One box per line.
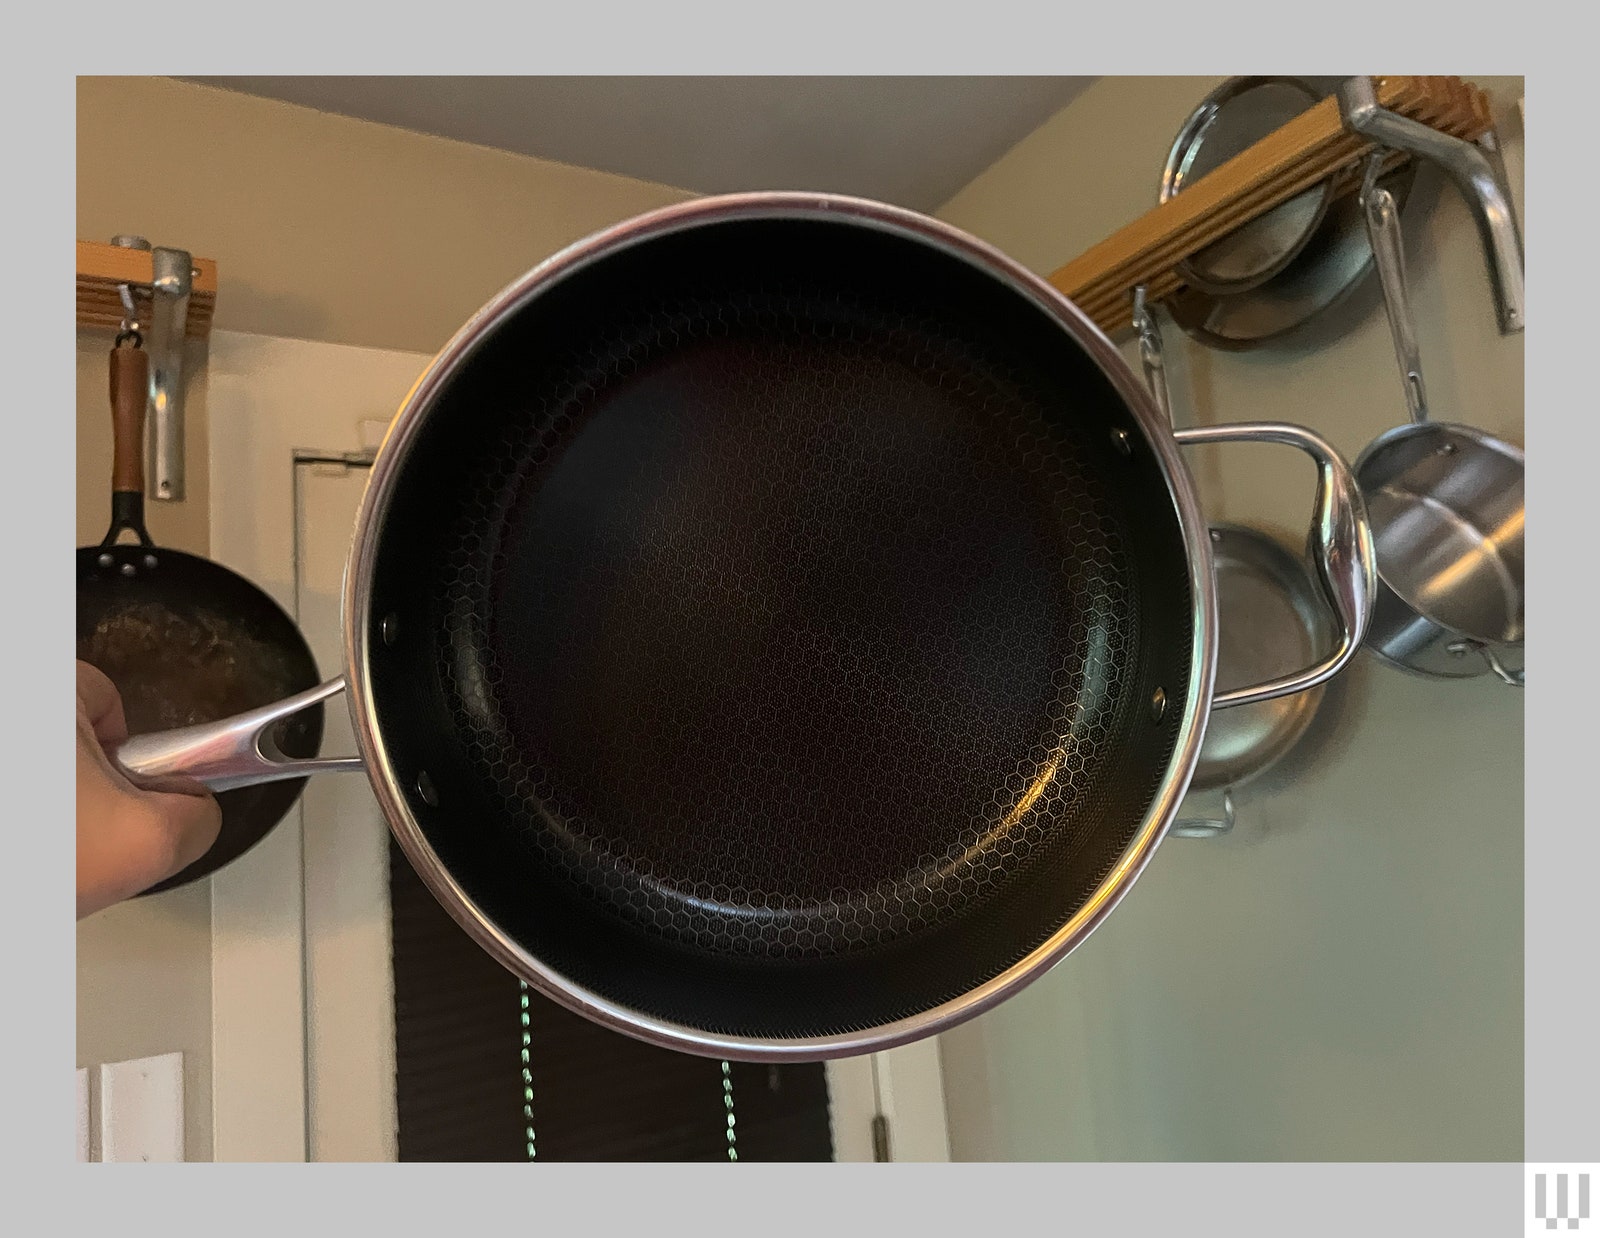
110, 339, 149, 494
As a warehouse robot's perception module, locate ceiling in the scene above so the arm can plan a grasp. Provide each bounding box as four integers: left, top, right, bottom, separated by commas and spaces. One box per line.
180, 76, 1097, 211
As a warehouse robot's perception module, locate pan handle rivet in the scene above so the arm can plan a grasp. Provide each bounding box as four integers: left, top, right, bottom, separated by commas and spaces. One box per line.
143, 554, 158, 569
381, 614, 400, 646
97, 553, 113, 568
416, 770, 439, 807
119, 563, 137, 578
1150, 687, 1167, 722
1110, 428, 1132, 457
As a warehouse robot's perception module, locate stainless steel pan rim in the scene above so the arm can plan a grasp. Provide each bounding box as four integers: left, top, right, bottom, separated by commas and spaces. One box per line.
342, 191, 1222, 1061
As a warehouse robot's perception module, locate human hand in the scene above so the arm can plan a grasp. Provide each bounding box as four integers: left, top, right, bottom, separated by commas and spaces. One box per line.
77, 661, 222, 919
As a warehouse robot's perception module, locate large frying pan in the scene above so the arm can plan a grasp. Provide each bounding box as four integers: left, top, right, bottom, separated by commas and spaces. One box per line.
77, 329, 324, 894
109, 194, 1373, 1057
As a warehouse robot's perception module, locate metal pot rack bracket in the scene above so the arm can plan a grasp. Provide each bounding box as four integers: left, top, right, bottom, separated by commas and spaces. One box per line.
1048, 76, 1522, 342
113, 236, 193, 502
1337, 76, 1525, 335
79, 236, 211, 503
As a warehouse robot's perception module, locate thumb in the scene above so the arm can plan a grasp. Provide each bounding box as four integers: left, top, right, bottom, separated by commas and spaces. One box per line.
140, 786, 223, 880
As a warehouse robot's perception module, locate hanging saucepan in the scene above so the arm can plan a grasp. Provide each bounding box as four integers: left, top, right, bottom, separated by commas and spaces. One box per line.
77, 326, 325, 894
1131, 289, 1337, 841
1352, 155, 1525, 686
106, 194, 1374, 1060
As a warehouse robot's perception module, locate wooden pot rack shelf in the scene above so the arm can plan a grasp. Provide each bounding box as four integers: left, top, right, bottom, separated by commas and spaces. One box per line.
1047, 75, 1504, 340
76, 240, 218, 340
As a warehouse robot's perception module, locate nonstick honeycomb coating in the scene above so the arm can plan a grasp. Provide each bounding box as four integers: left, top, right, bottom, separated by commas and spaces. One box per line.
365, 215, 1194, 1040
439, 287, 1136, 959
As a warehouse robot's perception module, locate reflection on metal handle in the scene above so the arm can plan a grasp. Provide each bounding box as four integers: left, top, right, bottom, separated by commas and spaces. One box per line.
1173, 422, 1376, 708
1360, 155, 1429, 426
1132, 286, 1174, 425
1170, 788, 1236, 839
1338, 76, 1525, 335
112, 677, 365, 793
146, 247, 193, 502
1448, 639, 1525, 687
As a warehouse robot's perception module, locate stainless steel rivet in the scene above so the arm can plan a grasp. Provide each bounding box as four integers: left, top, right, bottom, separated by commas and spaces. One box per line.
1438, 442, 1457, 456
1110, 428, 1132, 457
120, 563, 136, 577
416, 770, 439, 807
1150, 688, 1167, 722
143, 554, 158, 569
97, 553, 113, 568
1209, 529, 1222, 543
381, 614, 400, 646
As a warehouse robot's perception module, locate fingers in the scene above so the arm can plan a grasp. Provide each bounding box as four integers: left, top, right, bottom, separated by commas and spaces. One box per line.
76, 669, 223, 916
77, 660, 128, 746
147, 787, 223, 878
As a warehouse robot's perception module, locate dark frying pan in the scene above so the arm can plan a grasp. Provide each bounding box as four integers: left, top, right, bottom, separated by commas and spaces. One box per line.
76, 329, 324, 894
108, 194, 1372, 1058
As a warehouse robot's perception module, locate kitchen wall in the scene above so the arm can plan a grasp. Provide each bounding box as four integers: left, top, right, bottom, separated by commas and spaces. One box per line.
932, 77, 1525, 1161
75, 76, 690, 1159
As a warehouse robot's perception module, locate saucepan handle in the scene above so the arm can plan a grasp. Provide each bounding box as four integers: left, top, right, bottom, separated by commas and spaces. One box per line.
1169, 788, 1236, 840
111, 676, 366, 793
1448, 639, 1525, 688
1172, 423, 1377, 709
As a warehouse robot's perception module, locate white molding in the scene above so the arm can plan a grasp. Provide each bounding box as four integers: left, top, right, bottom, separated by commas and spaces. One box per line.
206, 332, 431, 1162
873, 1040, 953, 1162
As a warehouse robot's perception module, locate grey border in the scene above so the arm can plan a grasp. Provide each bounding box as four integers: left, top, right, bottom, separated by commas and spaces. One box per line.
25, 41, 1570, 1238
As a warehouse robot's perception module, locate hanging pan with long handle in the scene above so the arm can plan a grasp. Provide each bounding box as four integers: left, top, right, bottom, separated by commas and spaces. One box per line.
1352, 153, 1524, 686
76, 327, 326, 894
107, 194, 1373, 1059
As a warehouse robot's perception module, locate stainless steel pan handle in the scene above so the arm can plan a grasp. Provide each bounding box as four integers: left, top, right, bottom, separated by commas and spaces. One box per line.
1172, 422, 1377, 708
112, 676, 365, 793
1360, 154, 1429, 426
1170, 787, 1236, 839
1447, 639, 1525, 688
1338, 76, 1525, 336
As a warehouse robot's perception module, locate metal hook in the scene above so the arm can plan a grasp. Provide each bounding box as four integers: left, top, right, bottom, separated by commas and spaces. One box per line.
1131, 285, 1173, 426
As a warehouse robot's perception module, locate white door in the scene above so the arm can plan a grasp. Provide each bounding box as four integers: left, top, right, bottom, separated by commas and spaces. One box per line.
203, 330, 949, 1162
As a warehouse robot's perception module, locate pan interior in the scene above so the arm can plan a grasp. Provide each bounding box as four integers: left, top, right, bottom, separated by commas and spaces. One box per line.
1358, 425, 1524, 644
366, 214, 1197, 1040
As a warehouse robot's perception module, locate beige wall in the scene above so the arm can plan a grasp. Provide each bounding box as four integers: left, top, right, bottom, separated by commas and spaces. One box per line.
933, 77, 1525, 1160
77, 77, 695, 355
75, 76, 690, 1159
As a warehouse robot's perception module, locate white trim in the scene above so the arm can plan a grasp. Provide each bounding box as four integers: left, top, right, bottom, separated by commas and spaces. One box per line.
826, 1043, 952, 1162
205, 331, 433, 1162
873, 1041, 953, 1162
824, 1055, 877, 1162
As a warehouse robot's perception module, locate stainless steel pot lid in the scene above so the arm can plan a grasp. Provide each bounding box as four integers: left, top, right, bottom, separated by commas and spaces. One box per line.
1189, 524, 1333, 793
1160, 76, 1418, 352
1161, 77, 1333, 297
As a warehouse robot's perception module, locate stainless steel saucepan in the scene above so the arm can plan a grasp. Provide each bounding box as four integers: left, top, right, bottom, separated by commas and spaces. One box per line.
1353, 155, 1525, 686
